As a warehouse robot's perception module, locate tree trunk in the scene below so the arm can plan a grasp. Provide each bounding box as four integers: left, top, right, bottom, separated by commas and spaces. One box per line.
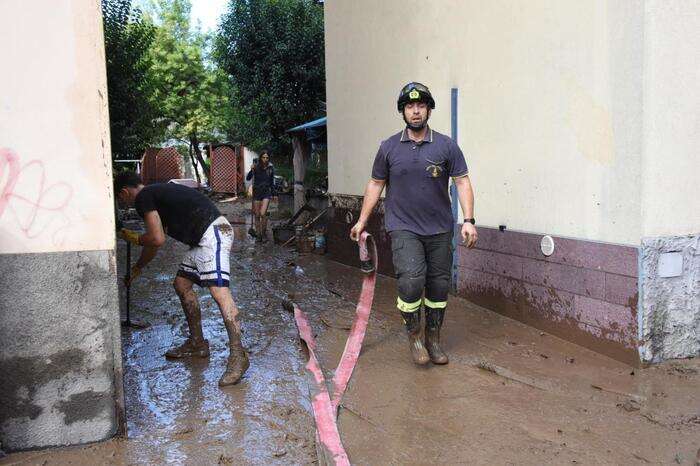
292, 135, 311, 213
190, 133, 210, 183
188, 141, 201, 184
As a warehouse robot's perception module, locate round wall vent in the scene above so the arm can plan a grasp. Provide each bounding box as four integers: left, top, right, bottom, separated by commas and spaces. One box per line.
540, 235, 555, 256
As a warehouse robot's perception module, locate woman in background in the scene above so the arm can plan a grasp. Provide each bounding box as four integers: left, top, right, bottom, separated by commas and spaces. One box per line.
246, 149, 275, 242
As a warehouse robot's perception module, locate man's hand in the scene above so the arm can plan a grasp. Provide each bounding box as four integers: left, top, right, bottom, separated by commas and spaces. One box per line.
349, 221, 366, 242
124, 265, 141, 287
120, 229, 140, 245
461, 223, 478, 248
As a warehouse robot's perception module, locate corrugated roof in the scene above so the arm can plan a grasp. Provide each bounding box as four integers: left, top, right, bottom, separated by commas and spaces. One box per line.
286, 116, 326, 133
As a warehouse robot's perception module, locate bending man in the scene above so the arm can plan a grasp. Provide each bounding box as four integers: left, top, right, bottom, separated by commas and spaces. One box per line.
116, 172, 249, 386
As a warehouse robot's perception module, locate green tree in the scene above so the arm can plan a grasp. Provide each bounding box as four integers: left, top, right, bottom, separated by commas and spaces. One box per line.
216, 0, 325, 156
102, 0, 161, 160
146, 0, 231, 182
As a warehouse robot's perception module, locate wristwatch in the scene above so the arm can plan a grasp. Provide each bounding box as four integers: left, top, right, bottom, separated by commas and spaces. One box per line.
464, 218, 476, 225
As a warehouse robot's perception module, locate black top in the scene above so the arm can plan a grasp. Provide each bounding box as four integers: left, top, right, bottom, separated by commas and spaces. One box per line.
134, 183, 221, 247
246, 162, 275, 191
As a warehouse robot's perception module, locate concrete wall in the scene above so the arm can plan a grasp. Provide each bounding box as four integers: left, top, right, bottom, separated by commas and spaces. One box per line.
637, 3, 700, 362
326, 0, 644, 246
325, 0, 699, 364
639, 235, 699, 362
0, 0, 115, 254
641, 1, 700, 239
0, 251, 122, 451
0, 0, 123, 451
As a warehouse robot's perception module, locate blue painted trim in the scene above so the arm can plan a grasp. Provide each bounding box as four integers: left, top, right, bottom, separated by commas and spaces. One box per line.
450, 87, 459, 292
214, 226, 223, 287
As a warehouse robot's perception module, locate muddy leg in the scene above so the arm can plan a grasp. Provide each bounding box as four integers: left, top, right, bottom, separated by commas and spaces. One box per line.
254, 212, 261, 238
249, 201, 260, 238
210, 286, 249, 386
174, 276, 204, 341
166, 276, 210, 358
259, 198, 270, 241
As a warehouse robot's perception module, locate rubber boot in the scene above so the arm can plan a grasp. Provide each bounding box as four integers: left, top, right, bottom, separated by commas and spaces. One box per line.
424, 306, 448, 364
219, 331, 250, 387
400, 310, 430, 365
165, 338, 210, 359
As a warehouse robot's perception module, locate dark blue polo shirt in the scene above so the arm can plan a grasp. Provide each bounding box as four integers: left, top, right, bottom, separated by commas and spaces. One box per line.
371, 127, 468, 236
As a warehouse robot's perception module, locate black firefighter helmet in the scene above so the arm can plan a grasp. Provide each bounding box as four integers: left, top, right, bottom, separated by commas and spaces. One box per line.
397, 82, 435, 113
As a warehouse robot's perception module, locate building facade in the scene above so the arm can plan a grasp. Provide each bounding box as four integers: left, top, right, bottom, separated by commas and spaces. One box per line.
324, 0, 699, 365
0, 0, 123, 451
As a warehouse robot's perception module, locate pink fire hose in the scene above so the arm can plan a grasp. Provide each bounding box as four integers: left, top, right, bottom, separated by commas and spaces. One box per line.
286, 232, 377, 465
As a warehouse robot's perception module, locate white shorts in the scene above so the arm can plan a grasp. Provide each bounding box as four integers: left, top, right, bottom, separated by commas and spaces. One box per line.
177, 216, 233, 287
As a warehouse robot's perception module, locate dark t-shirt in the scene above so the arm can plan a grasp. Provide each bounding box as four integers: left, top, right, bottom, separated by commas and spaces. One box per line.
246, 162, 275, 191
371, 128, 468, 236
134, 183, 221, 247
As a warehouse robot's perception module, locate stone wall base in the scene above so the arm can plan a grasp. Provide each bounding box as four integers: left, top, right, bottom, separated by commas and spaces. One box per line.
639, 234, 700, 363
327, 193, 641, 366
0, 249, 123, 451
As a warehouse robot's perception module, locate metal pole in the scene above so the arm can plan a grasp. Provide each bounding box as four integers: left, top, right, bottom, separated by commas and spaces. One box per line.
124, 241, 132, 327
450, 87, 459, 292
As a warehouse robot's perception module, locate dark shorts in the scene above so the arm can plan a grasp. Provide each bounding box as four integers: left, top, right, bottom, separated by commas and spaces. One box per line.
253, 187, 272, 201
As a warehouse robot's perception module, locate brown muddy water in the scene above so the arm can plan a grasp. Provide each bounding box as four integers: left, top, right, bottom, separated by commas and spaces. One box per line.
2, 200, 699, 465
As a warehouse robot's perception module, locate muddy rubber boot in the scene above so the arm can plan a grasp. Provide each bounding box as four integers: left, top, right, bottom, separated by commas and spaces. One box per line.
219, 332, 250, 387
424, 307, 448, 364
400, 310, 430, 365
165, 338, 210, 359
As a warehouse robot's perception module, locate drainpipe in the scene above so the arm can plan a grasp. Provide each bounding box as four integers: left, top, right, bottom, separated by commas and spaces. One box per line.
450, 87, 459, 292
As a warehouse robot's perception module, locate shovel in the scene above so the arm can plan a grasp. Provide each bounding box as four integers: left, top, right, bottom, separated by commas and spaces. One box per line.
122, 241, 147, 329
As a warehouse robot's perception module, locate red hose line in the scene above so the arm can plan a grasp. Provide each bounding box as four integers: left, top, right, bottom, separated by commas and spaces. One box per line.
292, 232, 378, 465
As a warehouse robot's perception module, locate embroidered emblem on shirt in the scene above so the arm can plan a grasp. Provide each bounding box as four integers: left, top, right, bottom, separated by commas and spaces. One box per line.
426, 164, 443, 178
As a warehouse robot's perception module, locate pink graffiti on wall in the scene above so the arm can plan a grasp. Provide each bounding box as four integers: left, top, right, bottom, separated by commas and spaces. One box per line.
0, 147, 73, 246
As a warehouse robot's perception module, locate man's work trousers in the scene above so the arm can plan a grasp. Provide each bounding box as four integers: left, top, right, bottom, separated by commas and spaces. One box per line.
390, 230, 452, 314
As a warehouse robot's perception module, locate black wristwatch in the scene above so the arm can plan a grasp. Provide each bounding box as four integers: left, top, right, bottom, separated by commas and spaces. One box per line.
464, 218, 476, 225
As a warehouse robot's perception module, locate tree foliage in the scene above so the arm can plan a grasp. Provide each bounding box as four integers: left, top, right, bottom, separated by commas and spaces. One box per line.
145, 0, 232, 181
102, 0, 160, 159
216, 0, 325, 155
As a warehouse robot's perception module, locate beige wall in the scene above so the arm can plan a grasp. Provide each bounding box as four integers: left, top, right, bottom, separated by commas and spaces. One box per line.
0, 0, 114, 254
327, 0, 696, 245
641, 1, 700, 238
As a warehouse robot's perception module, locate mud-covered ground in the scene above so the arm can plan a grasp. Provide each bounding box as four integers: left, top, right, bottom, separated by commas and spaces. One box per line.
3, 199, 699, 465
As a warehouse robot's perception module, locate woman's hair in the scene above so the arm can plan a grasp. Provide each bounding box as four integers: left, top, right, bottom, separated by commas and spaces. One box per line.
260, 148, 272, 157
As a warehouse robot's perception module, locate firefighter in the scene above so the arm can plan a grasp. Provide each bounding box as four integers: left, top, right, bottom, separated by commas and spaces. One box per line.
350, 82, 478, 365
